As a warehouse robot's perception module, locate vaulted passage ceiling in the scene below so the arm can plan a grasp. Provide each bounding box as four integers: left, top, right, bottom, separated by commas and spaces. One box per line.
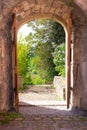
1, 0, 87, 29
13, 0, 69, 29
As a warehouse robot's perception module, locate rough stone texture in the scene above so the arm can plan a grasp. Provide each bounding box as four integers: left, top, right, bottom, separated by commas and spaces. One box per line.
0, 0, 87, 111
0, 106, 87, 130
0, 22, 14, 111
75, 0, 87, 14
70, 7, 87, 110
53, 76, 66, 101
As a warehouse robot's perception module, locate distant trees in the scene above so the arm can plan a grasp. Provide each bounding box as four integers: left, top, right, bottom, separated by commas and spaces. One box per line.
53, 43, 65, 77
18, 19, 65, 85
18, 33, 33, 85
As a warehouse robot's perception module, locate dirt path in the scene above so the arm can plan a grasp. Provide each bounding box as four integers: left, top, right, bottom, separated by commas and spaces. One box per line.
19, 85, 58, 102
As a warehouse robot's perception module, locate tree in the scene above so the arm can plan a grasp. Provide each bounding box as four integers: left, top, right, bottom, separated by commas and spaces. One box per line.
18, 33, 33, 85
18, 19, 65, 85
26, 19, 65, 81
53, 43, 65, 77
34, 42, 56, 82
27, 20, 65, 45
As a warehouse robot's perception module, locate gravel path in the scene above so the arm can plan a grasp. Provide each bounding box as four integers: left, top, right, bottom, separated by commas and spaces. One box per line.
19, 85, 57, 101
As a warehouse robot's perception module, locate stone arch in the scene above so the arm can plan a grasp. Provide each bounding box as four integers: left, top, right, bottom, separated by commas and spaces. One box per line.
13, 1, 69, 111
12, 0, 69, 30
16, 13, 68, 51
17, 13, 67, 32
17, 17, 67, 110
0, 0, 87, 111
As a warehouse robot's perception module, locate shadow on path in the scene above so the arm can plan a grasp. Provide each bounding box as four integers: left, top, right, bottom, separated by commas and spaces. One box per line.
0, 101, 87, 130
19, 101, 87, 117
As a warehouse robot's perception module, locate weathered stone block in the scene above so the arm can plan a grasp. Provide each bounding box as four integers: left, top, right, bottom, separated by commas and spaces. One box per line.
53, 76, 66, 101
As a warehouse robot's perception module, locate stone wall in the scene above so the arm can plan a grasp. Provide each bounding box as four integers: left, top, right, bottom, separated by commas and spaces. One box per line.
53, 76, 66, 101
0, 18, 14, 111
0, 36, 3, 108
0, 0, 68, 111
73, 16, 87, 110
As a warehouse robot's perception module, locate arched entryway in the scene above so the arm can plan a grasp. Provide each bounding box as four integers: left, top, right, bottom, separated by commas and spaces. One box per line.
12, 1, 73, 111
0, 0, 87, 112
17, 18, 67, 111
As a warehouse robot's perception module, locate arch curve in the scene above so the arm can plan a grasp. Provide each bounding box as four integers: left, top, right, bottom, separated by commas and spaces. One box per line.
12, 0, 69, 32
17, 13, 67, 34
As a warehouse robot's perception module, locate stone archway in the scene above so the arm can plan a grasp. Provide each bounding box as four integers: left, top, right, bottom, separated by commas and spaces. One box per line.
14, 14, 69, 111
0, 0, 87, 112
12, 0, 71, 111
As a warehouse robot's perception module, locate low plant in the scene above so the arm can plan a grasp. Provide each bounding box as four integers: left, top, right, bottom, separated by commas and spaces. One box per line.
0, 112, 23, 125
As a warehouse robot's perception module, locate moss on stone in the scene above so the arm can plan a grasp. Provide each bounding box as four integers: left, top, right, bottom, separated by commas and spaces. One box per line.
0, 112, 23, 125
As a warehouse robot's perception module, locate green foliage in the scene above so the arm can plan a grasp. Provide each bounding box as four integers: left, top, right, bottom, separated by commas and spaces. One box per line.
0, 112, 22, 125
34, 41, 56, 82
18, 33, 33, 85
54, 43, 65, 77
18, 34, 29, 76
23, 74, 33, 85
18, 19, 65, 85
27, 19, 65, 83
32, 75, 45, 85
27, 20, 65, 45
